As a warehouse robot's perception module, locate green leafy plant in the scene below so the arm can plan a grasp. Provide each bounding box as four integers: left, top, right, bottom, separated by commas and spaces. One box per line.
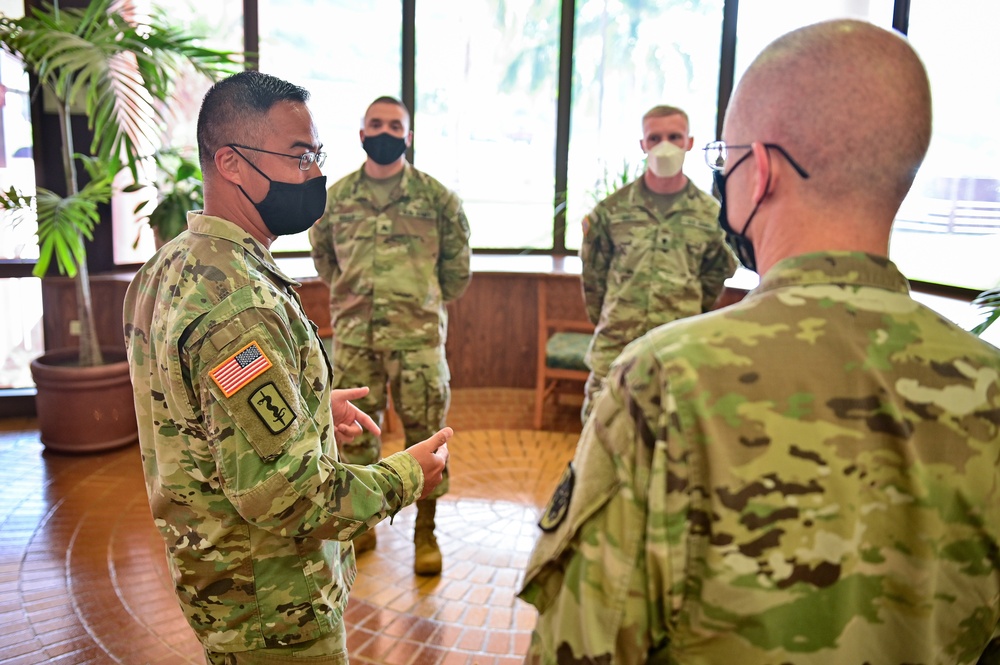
0, 0, 239, 367
127, 149, 203, 248
590, 158, 643, 204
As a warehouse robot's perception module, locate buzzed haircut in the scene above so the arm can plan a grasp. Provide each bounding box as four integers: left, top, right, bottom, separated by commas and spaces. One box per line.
642, 105, 689, 127
364, 95, 411, 124
730, 20, 931, 212
196, 70, 310, 171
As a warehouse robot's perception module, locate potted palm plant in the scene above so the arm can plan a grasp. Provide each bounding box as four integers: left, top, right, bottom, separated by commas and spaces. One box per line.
0, 0, 239, 452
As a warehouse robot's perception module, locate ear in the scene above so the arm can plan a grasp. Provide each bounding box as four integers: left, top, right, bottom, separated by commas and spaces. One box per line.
639, 138, 647, 154
750, 141, 771, 203
406, 130, 414, 148
214, 145, 243, 186
684, 136, 695, 152
359, 128, 365, 145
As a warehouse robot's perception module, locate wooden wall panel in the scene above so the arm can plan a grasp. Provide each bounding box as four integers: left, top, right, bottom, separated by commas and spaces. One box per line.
42, 267, 747, 388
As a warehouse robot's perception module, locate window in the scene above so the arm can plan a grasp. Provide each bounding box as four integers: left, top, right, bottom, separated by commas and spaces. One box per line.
415, 1, 560, 251
260, 0, 402, 254
119, 0, 244, 261
565, 0, 725, 251
892, 0, 1000, 291
0, 0, 42, 390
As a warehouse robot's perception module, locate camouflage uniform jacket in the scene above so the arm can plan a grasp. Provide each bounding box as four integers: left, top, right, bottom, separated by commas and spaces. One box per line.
123, 213, 425, 653
519, 251, 1000, 664
308, 162, 472, 351
580, 177, 735, 368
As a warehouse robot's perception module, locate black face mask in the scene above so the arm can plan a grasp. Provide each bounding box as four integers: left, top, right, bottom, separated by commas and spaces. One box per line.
362, 132, 407, 166
713, 151, 764, 273
232, 149, 327, 236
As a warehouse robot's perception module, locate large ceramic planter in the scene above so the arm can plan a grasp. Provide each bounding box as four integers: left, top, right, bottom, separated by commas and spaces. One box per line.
29, 347, 138, 454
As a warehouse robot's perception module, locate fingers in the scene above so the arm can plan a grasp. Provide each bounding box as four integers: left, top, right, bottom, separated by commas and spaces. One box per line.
330, 386, 369, 402
428, 427, 453, 450
352, 408, 380, 437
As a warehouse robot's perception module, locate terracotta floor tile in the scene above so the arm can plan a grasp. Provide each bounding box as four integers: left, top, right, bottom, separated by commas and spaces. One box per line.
0, 388, 581, 663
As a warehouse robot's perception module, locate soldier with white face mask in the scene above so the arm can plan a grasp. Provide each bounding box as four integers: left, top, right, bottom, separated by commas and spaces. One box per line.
579, 104, 736, 418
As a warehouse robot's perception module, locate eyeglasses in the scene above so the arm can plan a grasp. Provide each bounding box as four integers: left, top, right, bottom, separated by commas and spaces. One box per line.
227, 143, 327, 171
703, 141, 810, 178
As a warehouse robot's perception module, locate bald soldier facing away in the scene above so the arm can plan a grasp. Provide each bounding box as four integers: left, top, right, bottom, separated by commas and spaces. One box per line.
124, 71, 449, 664
518, 20, 1000, 665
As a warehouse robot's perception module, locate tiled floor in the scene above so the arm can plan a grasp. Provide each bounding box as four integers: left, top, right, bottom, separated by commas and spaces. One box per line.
0, 387, 585, 665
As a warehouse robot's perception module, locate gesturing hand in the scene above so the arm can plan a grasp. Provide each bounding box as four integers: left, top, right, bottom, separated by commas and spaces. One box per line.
407, 428, 452, 499
330, 386, 380, 444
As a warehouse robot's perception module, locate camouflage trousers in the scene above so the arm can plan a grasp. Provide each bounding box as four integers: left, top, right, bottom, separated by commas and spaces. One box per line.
204, 630, 347, 664
331, 342, 451, 498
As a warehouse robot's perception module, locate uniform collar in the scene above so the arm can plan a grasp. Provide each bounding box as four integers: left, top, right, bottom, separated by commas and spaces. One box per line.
186, 211, 300, 287
756, 251, 910, 296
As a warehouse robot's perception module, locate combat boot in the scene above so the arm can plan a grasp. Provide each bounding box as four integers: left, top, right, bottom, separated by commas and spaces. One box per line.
413, 499, 442, 575
353, 528, 377, 555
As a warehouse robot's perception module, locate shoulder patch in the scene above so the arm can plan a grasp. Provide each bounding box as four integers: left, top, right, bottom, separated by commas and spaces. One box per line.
210, 341, 273, 397
538, 463, 575, 532
249, 382, 296, 434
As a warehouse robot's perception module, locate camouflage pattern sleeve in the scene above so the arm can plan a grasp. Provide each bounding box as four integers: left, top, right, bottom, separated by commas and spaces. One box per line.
191, 306, 421, 540
580, 204, 613, 325
699, 234, 738, 312
518, 355, 665, 664
437, 188, 472, 303
308, 189, 341, 288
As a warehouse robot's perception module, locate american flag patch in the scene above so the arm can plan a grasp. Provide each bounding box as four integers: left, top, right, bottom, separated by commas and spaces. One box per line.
210, 341, 273, 397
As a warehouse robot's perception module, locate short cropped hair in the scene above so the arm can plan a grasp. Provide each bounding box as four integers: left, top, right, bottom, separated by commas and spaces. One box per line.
363, 95, 411, 126
642, 105, 689, 128
196, 70, 310, 171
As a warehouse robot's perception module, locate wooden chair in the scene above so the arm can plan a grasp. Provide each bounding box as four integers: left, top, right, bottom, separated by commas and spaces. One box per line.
533, 276, 595, 429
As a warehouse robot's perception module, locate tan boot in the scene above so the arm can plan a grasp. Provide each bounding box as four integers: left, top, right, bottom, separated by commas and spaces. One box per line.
353, 528, 377, 555
413, 499, 442, 576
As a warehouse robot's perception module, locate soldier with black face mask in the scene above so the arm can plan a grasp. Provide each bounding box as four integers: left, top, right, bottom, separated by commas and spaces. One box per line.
309, 96, 472, 576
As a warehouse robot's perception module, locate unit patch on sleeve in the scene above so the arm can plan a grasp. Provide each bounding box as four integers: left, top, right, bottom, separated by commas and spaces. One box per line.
538, 462, 575, 532
249, 382, 296, 434
210, 341, 273, 397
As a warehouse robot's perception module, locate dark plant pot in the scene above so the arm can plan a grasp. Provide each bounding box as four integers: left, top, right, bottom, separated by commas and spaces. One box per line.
29, 347, 139, 454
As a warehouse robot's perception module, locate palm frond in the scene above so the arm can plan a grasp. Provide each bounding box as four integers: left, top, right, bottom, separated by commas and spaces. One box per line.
971, 287, 1000, 337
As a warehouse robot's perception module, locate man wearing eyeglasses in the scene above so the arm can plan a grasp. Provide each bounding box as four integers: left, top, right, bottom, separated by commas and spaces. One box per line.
579, 104, 737, 420
309, 96, 471, 576
124, 71, 451, 664
520, 19, 1000, 664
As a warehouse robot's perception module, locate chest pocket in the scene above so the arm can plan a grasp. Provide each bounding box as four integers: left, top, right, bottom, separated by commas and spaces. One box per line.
396, 205, 437, 236
332, 211, 371, 246
608, 212, 651, 257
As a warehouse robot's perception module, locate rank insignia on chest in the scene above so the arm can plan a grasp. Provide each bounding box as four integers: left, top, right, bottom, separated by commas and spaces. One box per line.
538, 462, 575, 532
210, 341, 273, 397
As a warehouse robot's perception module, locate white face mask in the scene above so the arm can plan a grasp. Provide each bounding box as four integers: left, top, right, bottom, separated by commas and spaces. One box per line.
646, 140, 686, 178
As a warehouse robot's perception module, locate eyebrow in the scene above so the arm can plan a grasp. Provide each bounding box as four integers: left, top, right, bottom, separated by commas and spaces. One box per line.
288, 140, 322, 151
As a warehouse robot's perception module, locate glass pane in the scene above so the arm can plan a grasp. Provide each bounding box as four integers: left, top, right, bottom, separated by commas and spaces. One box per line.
415, 1, 559, 250
261, 0, 402, 254
0, 41, 36, 261
890, 0, 1000, 291
566, 0, 726, 251
0, 277, 43, 389
733, 0, 895, 83
117, 0, 245, 264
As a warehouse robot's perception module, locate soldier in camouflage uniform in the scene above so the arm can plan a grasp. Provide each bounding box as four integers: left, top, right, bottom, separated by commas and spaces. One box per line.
519, 20, 1000, 664
123, 72, 450, 664
308, 96, 471, 575
580, 104, 736, 419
